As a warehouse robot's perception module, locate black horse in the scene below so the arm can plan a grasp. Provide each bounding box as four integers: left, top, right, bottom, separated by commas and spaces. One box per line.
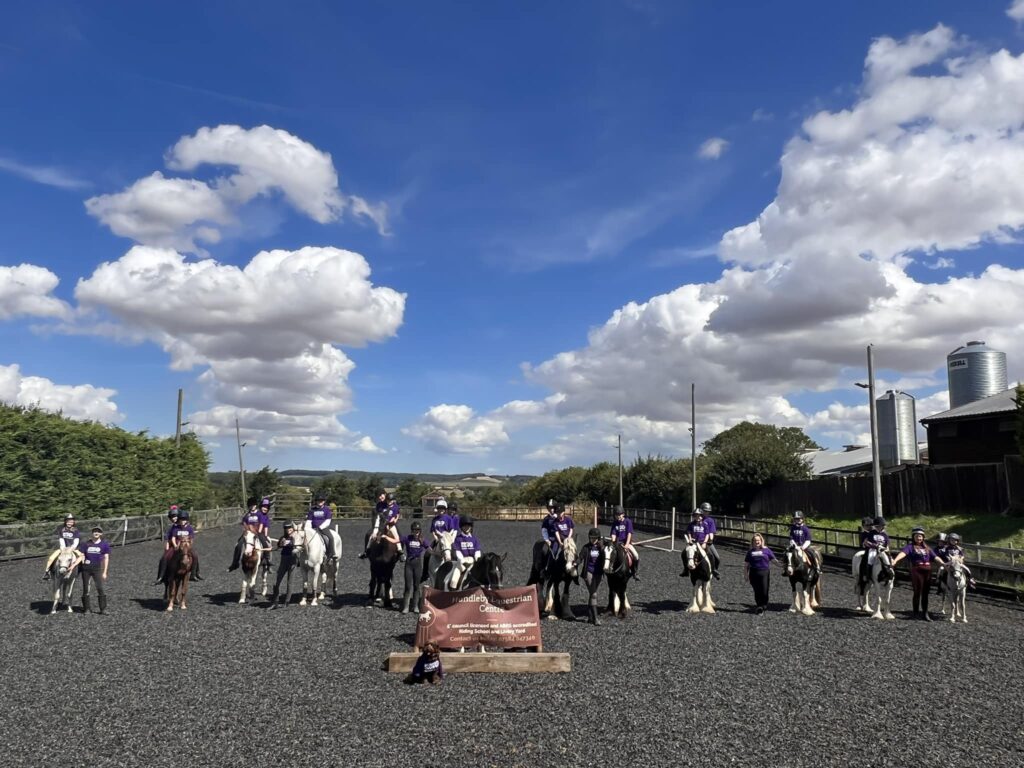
783, 543, 822, 616
603, 541, 633, 619
433, 552, 506, 591
533, 538, 579, 620
367, 535, 400, 608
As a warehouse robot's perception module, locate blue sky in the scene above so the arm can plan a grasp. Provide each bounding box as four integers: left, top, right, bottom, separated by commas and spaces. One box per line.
1, 1, 1023, 473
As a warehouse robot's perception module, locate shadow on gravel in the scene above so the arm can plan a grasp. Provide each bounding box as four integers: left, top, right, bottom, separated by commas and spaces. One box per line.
132, 597, 168, 611
639, 599, 688, 614
28, 600, 73, 615
392, 632, 416, 645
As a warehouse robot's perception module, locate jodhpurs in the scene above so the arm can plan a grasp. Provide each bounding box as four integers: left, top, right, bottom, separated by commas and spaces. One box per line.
706, 542, 721, 571
584, 570, 603, 606
272, 556, 296, 593
81, 566, 106, 599
749, 569, 770, 608
402, 557, 425, 611
911, 565, 931, 613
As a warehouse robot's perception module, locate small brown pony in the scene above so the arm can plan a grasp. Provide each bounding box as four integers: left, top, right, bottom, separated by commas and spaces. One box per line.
165, 538, 194, 612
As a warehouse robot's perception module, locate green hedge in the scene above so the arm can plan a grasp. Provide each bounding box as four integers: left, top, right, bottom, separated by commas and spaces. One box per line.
0, 404, 211, 523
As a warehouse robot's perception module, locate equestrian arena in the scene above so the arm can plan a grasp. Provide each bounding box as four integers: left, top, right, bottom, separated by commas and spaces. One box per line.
4, 519, 1022, 768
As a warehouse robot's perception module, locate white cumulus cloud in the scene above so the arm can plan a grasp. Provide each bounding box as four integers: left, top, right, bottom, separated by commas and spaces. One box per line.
403, 404, 510, 454
698, 137, 730, 159
0, 264, 71, 321
0, 363, 121, 422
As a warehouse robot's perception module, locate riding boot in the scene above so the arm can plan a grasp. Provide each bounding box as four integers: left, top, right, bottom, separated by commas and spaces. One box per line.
228, 541, 241, 571
154, 559, 166, 586
589, 606, 601, 626
98, 595, 107, 614
631, 562, 641, 582
82, 595, 92, 614
921, 593, 931, 621
191, 560, 203, 581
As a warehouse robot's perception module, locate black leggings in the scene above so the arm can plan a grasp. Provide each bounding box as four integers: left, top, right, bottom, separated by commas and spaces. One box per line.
584, 570, 603, 606
911, 565, 931, 613
749, 569, 770, 608
81, 567, 106, 598
402, 557, 425, 610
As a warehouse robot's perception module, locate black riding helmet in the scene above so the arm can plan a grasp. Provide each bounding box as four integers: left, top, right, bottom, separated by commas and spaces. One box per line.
861, 516, 874, 528
411, 521, 422, 532
873, 516, 886, 528
614, 506, 625, 517
459, 514, 474, 528
167, 506, 179, 520
449, 500, 459, 512
588, 527, 601, 539
284, 521, 295, 531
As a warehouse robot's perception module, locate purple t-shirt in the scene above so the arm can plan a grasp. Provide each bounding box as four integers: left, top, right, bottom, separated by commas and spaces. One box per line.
610, 519, 633, 542
540, 515, 557, 537
859, 530, 871, 547
402, 535, 428, 560
80, 539, 111, 566
166, 524, 195, 543
943, 545, 964, 559
584, 543, 602, 574
703, 516, 718, 535
307, 506, 332, 526
865, 531, 890, 549
430, 514, 454, 535
242, 510, 268, 528
553, 516, 574, 539
900, 544, 939, 566
789, 524, 812, 546
687, 521, 709, 543
57, 526, 81, 546
411, 654, 443, 679
745, 546, 775, 571
386, 502, 401, 523
453, 533, 480, 559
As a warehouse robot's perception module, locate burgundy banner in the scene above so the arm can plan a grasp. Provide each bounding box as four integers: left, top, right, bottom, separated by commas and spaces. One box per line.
415, 586, 542, 649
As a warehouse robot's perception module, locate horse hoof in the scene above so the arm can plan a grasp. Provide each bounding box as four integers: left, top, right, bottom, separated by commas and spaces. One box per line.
165, 606, 173, 613
701, 607, 715, 614
788, 607, 797, 613
546, 615, 558, 621
66, 606, 73, 613
686, 606, 699, 614
802, 609, 814, 616
181, 605, 188, 611
871, 613, 884, 620
884, 613, 895, 620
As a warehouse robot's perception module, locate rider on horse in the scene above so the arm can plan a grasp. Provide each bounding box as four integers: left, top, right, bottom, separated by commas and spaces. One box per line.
361, 492, 401, 558
684, 508, 714, 576
788, 511, 818, 578
228, 500, 273, 572
548, 504, 575, 571
862, 517, 890, 579
610, 506, 640, 581
697, 502, 721, 579
43, 513, 81, 580
449, 515, 481, 590
158, 509, 201, 583
307, 496, 338, 560
538, 500, 559, 577
934, 532, 977, 592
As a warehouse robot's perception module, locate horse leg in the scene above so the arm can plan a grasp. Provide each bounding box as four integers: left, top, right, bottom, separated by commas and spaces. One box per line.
687, 579, 700, 613
299, 568, 309, 606
800, 584, 814, 616
166, 581, 175, 612
239, 572, 248, 604
883, 584, 895, 620
180, 577, 189, 610
700, 581, 715, 613
811, 579, 822, 609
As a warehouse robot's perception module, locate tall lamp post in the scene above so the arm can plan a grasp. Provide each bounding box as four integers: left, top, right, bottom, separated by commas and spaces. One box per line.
855, 344, 883, 519
617, 433, 624, 511
235, 418, 247, 510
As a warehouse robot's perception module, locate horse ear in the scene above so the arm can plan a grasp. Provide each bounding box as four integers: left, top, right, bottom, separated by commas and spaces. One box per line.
501, 552, 507, 563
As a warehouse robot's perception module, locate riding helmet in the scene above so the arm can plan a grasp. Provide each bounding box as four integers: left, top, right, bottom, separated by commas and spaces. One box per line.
260, 497, 271, 507
588, 527, 601, 539
614, 505, 625, 516
861, 516, 874, 528
459, 514, 474, 527
411, 521, 422, 532
792, 510, 805, 520
948, 533, 961, 544
178, 510, 190, 521
449, 500, 459, 512
692, 508, 704, 517
699, 502, 712, 513
873, 516, 886, 527
64, 513, 76, 521
91, 526, 102, 534
284, 521, 295, 530
547, 499, 557, 510
911, 527, 925, 537
435, 498, 448, 509
386, 493, 395, 502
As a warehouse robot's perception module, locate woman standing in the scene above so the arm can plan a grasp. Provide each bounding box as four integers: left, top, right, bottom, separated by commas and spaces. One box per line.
744, 533, 776, 614
891, 527, 944, 621
73, 526, 110, 614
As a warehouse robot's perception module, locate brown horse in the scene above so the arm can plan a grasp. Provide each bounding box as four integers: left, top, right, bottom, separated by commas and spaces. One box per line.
165, 539, 194, 612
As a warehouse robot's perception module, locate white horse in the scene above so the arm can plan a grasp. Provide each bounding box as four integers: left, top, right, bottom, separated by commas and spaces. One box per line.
296, 522, 342, 606
49, 549, 78, 614
939, 556, 968, 624
683, 542, 715, 614
853, 548, 895, 619
238, 530, 270, 604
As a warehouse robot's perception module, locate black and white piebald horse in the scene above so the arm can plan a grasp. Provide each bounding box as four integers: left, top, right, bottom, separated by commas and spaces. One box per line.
783, 543, 822, 616
852, 547, 895, 619
433, 552, 506, 591
238, 529, 270, 604
48, 549, 78, 614
602, 540, 634, 619
537, 536, 579, 620
681, 541, 715, 614
939, 555, 968, 624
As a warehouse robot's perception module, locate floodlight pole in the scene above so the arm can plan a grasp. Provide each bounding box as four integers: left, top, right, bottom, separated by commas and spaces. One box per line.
236, 418, 247, 509
866, 345, 883, 518
617, 434, 624, 510
691, 382, 697, 514
175, 389, 183, 448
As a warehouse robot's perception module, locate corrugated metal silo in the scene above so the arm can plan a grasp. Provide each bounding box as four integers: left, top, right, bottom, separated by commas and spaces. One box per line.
947, 341, 1008, 408
877, 390, 919, 468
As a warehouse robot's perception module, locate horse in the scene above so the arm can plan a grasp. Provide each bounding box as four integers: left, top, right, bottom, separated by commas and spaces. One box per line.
783, 543, 822, 616
433, 552, 506, 591
939, 555, 968, 623
681, 541, 715, 614
238, 529, 270, 604
424, 529, 457, 584
295, 521, 341, 606
852, 547, 895, 619
367, 534, 400, 608
602, 540, 634, 619
48, 549, 78, 614
538, 537, 579, 621
165, 539, 193, 612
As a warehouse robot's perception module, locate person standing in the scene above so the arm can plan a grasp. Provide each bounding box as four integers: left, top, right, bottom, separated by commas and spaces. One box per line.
582, 528, 605, 625
400, 522, 429, 614
891, 527, 943, 621
270, 521, 300, 608
73, 526, 111, 614
744, 533, 776, 614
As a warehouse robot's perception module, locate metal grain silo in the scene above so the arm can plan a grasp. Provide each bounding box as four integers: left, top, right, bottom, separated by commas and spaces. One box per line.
947, 341, 1008, 408
877, 390, 919, 468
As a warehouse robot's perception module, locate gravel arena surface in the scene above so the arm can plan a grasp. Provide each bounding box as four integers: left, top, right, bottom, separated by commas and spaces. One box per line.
3, 519, 1023, 768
